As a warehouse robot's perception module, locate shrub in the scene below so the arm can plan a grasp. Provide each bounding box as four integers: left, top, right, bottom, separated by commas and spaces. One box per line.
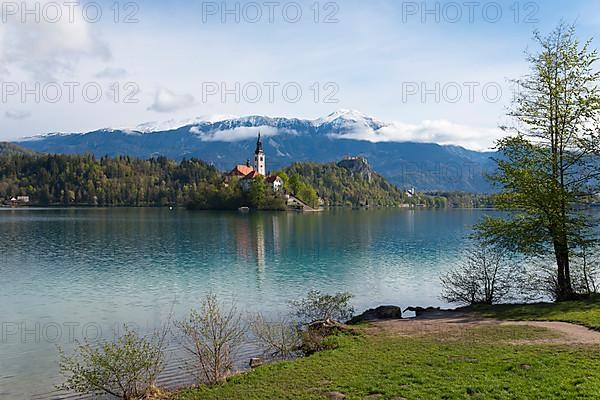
289, 290, 354, 324
248, 313, 302, 360
57, 325, 166, 400
440, 243, 521, 305
176, 294, 246, 384
300, 319, 346, 355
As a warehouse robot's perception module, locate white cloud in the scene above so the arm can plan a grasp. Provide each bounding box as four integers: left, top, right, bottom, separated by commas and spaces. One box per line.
5, 110, 31, 120
0, 1, 110, 80
148, 88, 195, 113
95, 67, 127, 79
328, 119, 502, 151
191, 126, 284, 142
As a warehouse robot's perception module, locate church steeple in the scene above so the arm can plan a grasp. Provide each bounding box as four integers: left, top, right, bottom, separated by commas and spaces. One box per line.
255, 132, 264, 154
254, 132, 266, 176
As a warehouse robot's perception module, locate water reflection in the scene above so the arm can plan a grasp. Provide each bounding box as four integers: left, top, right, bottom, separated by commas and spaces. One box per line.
0, 208, 503, 399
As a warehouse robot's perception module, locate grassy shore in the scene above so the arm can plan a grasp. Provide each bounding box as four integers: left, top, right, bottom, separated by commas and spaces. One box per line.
175, 300, 600, 400
467, 298, 600, 330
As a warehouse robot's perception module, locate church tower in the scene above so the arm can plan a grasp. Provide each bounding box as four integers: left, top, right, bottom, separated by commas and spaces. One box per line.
254, 132, 266, 176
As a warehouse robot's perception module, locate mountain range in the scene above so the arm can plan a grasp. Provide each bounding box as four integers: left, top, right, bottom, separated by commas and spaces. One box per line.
15, 110, 496, 192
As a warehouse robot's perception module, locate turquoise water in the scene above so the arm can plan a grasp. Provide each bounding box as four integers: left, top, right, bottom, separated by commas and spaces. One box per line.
0, 208, 493, 399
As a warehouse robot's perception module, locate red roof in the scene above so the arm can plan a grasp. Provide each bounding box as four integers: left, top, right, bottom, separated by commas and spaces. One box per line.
243, 170, 261, 180
231, 165, 255, 177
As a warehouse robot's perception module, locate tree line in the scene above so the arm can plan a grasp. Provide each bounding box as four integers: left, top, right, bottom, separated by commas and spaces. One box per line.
0, 143, 499, 210
0, 149, 223, 206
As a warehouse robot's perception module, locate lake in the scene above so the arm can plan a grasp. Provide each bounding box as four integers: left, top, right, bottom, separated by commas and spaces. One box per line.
0, 208, 494, 399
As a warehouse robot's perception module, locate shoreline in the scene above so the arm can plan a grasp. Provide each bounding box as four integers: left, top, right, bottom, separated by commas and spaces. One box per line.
167, 299, 600, 399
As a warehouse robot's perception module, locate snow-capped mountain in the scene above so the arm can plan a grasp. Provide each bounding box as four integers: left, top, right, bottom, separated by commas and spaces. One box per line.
15, 111, 496, 192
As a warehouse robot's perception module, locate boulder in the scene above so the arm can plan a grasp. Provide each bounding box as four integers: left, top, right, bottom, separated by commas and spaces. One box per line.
323, 391, 346, 400
403, 306, 441, 317
347, 305, 402, 324
249, 357, 264, 369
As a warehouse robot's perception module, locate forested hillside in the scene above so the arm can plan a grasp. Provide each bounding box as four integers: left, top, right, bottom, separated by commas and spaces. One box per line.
0, 143, 221, 206
282, 161, 411, 207
0, 143, 490, 209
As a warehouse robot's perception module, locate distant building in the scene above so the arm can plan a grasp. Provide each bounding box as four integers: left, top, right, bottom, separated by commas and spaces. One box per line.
9, 196, 29, 206
227, 133, 283, 192
266, 175, 284, 192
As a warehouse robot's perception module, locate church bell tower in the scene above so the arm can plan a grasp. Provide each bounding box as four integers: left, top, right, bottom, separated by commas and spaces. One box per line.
254, 132, 266, 176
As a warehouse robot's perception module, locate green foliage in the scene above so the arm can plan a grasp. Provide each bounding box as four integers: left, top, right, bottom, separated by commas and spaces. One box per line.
427, 191, 494, 208
57, 326, 165, 400
0, 142, 33, 157
469, 298, 600, 330
0, 150, 222, 207
176, 320, 600, 399
249, 176, 267, 208
477, 24, 600, 300
282, 162, 407, 207
289, 290, 354, 324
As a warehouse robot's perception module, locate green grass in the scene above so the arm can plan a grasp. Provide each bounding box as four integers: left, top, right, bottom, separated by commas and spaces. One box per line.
468, 298, 600, 330
176, 324, 600, 400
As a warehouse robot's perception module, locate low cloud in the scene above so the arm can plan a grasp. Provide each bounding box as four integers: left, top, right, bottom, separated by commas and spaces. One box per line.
191, 126, 284, 142
148, 88, 195, 113
328, 119, 501, 151
5, 110, 31, 120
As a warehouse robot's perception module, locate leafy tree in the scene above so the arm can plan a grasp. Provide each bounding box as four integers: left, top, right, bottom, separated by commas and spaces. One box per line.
249, 176, 267, 208
477, 24, 600, 300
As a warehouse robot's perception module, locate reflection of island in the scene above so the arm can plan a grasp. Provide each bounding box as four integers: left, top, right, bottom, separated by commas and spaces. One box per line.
255, 217, 265, 272
231, 214, 283, 271
227, 211, 421, 285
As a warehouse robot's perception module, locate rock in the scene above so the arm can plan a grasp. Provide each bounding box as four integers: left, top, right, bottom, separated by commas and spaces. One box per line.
337, 157, 373, 183
403, 306, 441, 317
323, 391, 346, 399
249, 357, 264, 368
347, 305, 402, 324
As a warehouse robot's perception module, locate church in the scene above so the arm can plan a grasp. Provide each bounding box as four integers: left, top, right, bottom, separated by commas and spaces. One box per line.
228, 133, 284, 192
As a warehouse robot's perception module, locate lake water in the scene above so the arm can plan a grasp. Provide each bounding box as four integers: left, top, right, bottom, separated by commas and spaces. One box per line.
0, 208, 495, 399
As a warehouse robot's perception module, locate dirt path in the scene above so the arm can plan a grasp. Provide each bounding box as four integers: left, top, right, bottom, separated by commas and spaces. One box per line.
368, 311, 600, 345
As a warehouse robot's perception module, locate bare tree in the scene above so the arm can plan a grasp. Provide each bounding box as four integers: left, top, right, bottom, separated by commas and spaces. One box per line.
248, 313, 302, 360
176, 294, 246, 384
440, 243, 521, 305
57, 325, 167, 400
572, 245, 600, 296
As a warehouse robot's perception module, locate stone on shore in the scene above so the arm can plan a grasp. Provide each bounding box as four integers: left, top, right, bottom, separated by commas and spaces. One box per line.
347, 305, 402, 324
249, 357, 264, 368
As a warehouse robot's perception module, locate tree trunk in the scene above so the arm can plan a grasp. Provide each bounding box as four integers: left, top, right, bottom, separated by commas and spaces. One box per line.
553, 237, 574, 301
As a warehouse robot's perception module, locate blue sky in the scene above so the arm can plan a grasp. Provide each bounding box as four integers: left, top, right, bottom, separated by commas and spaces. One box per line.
1, 0, 598, 149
